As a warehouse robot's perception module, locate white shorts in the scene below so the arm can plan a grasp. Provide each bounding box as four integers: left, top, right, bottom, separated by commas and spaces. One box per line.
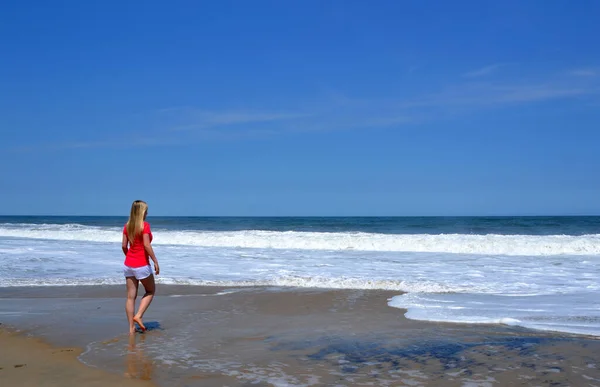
123, 264, 153, 280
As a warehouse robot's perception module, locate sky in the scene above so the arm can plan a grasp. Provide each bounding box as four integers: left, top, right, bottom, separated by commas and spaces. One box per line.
1, 0, 599, 216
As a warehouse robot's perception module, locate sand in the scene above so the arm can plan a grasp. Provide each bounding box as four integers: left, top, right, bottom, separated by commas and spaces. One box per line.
2, 285, 600, 386
0, 327, 152, 387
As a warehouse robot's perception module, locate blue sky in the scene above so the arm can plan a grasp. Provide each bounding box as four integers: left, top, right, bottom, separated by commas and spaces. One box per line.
1, 0, 599, 216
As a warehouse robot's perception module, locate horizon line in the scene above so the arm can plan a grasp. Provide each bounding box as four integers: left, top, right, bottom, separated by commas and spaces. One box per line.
1, 214, 599, 218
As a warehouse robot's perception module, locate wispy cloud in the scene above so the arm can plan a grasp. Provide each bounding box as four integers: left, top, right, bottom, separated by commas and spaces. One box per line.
11, 141, 114, 152
401, 83, 591, 110
486, 84, 587, 103
159, 107, 308, 131
10, 67, 599, 152
9, 134, 187, 153
568, 68, 597, 77
463, 63, 508, 78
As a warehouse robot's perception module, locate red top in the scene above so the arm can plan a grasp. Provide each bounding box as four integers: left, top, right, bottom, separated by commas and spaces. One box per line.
123, 222, 153, 268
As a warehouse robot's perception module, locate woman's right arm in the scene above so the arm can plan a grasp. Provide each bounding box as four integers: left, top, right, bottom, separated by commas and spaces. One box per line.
122, 234, 128, 256
143, 234, 160, 275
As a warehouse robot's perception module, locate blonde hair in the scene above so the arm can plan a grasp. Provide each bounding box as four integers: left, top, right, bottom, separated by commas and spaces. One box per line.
126, 200, 148, 243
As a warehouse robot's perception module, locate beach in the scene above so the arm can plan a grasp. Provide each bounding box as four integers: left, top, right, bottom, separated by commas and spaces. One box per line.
3, 0, 600, 383
2, 285, 600, 386
1, 216, 600, 385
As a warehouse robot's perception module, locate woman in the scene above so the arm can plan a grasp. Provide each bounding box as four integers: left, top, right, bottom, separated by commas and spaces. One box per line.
122, 200, 160, 334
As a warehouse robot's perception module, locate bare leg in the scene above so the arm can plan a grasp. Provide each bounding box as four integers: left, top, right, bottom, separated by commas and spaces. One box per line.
133, 274, 155, 331
126, 277, 139, 335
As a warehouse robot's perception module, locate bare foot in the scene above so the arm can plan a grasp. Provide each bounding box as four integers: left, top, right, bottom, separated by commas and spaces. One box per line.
129, 327, 136, 335
133, 316, 146, 332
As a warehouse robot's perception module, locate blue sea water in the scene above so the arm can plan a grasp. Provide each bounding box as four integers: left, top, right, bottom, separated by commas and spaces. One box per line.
2, 215, 598, 234
0, 216, 599, 336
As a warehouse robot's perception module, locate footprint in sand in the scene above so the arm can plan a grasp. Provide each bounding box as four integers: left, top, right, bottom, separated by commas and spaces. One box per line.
14, 364, 26, 368
52, 349, 74, 354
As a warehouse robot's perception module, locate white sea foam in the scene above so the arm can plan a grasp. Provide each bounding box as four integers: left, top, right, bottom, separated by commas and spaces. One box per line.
2, 221, 600, 337
0, 223, 599, 256
0, 275, 467, 293
388, 292, 600, 336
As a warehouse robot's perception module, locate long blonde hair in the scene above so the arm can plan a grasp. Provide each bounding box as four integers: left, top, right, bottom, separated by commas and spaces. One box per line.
126, 200, 148, 243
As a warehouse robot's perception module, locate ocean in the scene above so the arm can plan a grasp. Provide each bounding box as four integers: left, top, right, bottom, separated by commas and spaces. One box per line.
1, 216, 600, 336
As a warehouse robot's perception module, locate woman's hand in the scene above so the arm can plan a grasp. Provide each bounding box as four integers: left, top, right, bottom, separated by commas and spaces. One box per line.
154, 263, 160, 276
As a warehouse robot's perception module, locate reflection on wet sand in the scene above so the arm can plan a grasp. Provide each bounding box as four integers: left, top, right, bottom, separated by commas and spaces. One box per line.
125, 334, 154, 381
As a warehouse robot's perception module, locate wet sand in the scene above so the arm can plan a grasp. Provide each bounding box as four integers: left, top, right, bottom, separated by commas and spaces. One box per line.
2, 285, 600, 386
0, 327, 152, 386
